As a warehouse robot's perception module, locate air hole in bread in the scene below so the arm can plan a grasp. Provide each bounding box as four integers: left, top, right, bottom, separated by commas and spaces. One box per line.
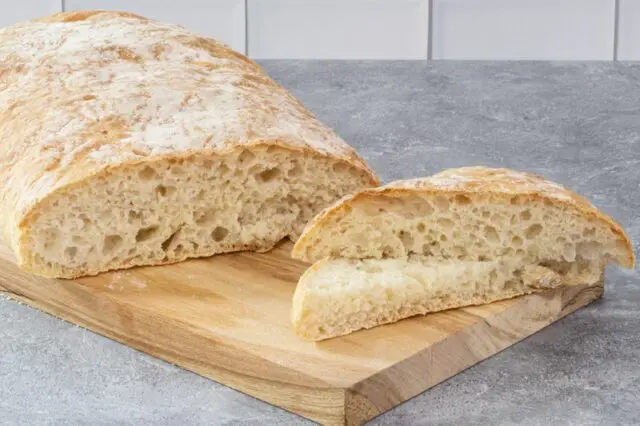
490, 213, 506, 226
399, 230, 413, 249
258, 168, 281, 182
332, 162, 349, 173
162, 228, 181, 251
64, 246, 78, 260
136, 226, 159, 242
484, 225, 499, 243
238, 149, 255, 164
520, 209, 532, 221
103, 235, 123, 255
128, 210, 142, 221
501, 247, 515, 257
504, 279, 519, 291
437, 218, 454, 230
417, 223, 426, 233
156, 185, 167, 196
452, 246, 466, 258
139, 166, 157, 180
216, 163, 230, 176
525, 224, 543, 239
455, 194, 471, 205
211, 226, 229, 242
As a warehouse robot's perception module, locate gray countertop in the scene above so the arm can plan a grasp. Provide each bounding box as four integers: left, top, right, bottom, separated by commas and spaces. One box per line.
2, 62, 639, 425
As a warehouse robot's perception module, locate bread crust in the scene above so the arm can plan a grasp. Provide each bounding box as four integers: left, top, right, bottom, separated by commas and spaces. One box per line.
0, 11, 379, 270
292, 167, 634, 268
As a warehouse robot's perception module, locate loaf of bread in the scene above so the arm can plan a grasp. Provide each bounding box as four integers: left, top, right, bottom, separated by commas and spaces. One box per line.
291, 167, 634, 340
0, 11, 379, 279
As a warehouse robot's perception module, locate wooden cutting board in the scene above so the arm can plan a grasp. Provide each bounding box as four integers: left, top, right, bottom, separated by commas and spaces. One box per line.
0, 241, 603, 425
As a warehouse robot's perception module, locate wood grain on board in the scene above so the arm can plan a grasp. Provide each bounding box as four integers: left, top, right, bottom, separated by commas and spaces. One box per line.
0, 242, 603, 425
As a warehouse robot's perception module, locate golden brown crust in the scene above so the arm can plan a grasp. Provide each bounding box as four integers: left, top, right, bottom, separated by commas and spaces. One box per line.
292, 167, 635, 268
0, 11, 379, 266
35, 10, 148, 23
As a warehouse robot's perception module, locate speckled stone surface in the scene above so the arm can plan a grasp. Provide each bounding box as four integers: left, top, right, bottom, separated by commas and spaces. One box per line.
1, 62, 639, 425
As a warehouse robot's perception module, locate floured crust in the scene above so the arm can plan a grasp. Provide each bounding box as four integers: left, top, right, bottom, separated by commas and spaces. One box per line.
292, 167, 635, 268
0, 11, 379, 256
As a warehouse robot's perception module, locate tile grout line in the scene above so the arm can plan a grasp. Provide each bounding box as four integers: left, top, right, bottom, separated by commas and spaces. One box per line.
613, 0, 620, 61
244, 0, 250, 57
427, 0, 434, 60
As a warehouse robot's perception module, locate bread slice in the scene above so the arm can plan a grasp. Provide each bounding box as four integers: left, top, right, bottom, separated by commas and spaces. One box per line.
0, 11, 378, 278
293, 257, 564, 341
292, 167, 634, 340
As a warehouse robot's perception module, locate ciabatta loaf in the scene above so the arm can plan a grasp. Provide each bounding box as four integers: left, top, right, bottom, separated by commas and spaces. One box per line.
0, 11, 378, 279
292, 167, 634, 340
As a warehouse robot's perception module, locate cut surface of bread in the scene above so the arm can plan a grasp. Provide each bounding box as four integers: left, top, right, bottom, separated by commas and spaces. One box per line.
293, 167, 634, 274
23, 145, 373, 278
292, 167, 634, 340
293, 256, 565, 341
0, 11, 378, 278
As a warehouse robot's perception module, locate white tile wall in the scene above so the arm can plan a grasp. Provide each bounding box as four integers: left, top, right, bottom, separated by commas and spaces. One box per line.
247, 0, 429, 59
618, 0, 640, 60
0, 0, 61, 28
0, 0, 635, 60
64, 0, 246, 53
432, 0, 615, 60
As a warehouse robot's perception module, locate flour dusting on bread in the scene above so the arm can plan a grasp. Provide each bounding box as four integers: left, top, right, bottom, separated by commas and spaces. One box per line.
0, 11, 379, 278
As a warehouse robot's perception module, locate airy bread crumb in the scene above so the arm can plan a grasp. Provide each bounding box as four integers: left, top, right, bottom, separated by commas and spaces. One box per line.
22, 145, 373, 278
